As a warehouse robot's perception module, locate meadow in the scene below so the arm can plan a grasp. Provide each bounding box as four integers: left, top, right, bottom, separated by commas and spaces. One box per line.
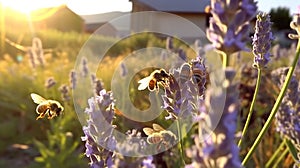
0, 5, 300, 168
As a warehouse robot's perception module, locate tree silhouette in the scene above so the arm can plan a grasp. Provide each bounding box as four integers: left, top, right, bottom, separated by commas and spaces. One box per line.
269, 7, 292, 31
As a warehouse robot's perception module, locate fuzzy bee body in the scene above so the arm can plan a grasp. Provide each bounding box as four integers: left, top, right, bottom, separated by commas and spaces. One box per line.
143, 123, 177, 150
31, 93, 64, 120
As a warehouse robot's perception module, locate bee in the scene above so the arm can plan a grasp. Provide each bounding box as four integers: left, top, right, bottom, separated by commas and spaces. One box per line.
138, 69, 170, 92
143, 123, 177, 150
30, 93, 64, 120
179, 63, 192, 84
191, 61, 207, 85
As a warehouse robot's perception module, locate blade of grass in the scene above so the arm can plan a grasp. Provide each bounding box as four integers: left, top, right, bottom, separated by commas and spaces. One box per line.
265, 140, 286, 168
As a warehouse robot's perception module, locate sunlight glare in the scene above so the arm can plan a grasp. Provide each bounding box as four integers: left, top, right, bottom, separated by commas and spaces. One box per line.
0, 0, 64, 14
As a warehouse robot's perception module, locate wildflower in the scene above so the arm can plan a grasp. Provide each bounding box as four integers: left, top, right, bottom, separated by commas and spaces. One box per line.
82, 88, 116, 167
206, 0, 257, 55
117, 129, 147, 156
91, 74, 104, 96
69, 70, 77, 90
120, 63, 128, 77
177, 48, 187, 62
166, 37, 174, 51
252, 12, 274, 69
162, 58, 206, 120
142, 156, 156, 168
45, 77, 56, 89
186, 68, 241, 168
59, 84, 70, 101
271, 67, 300, 152
32, 37, 45, 67
289, 14, 300, 39
81, 57, 89, 77
28, 48, 37, 68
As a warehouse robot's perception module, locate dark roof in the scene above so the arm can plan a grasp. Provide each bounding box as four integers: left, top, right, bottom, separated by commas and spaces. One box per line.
80, 12, 130, 24
80, 12, 130, 31
133, 0, 210, 13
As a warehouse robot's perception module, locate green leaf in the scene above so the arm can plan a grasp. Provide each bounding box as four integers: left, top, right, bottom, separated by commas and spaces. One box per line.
285, 138, 299, 162
35, 156, 45, 163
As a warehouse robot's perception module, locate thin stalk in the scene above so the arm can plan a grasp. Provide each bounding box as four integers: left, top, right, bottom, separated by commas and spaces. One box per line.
242, 39, 300, 165
221, 52, 229, 68
238, 69, 261, 147
272, 148, 289, 168
265, 140, 286, 168
176, 119, 186, 166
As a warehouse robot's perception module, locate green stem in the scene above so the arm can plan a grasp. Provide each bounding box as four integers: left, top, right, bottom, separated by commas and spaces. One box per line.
265, 140, 286, 168
176, 119, 186, 166
242, 39, 300, 165
272, 148, 289, 168
238, 69, 261, 147
222, 52, 229, 68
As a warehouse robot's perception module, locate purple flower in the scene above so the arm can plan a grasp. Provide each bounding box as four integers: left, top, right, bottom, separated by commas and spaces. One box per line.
166, 37, 174, 51
45, 77, 56, 89
271, 67, 300, 152
142, 156, 156, 168
162, 65, 198, 120
120, 63, 128, 77
252, 12, 274, 69
186, 68, 241, 168
91, 74, 104, 96
82, 86, 116, 167
32, 37, 45, 67
59, 84, 70, 101
81, 57, 89, 77
69, 70, 77, 89
207, 0, 257, 55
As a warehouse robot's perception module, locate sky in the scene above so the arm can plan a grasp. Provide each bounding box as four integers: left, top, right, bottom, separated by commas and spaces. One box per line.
0, 0, 299, 15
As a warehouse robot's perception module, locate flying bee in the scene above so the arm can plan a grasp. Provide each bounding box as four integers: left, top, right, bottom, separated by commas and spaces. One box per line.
30, 93, 64, 120
143, 123, 177, 150
138, 69, 170, 92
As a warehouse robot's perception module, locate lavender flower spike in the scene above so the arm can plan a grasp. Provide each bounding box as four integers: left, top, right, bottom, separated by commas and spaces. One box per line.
271, 67, 300, 155
69, 70, 77, 90
252, 12, 274, 69
45, 77, 56, 89
82, 88, 116, 167
207, 0, 257, 55
186, 68, 241, 168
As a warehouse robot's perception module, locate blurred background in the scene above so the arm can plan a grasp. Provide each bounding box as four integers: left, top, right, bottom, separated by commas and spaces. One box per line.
0, 0, 299, 167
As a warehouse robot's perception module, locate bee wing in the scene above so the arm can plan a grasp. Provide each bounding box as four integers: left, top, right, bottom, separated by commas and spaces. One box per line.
138, 77, 151, 90
30, 93, 46, 104
153, 123, 165, 132
143, 127, 155, 135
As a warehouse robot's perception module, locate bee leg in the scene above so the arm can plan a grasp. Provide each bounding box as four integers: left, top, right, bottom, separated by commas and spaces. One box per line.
36, 111, 47, 120
47, 112, 53, 119
36, 114, 43, 120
